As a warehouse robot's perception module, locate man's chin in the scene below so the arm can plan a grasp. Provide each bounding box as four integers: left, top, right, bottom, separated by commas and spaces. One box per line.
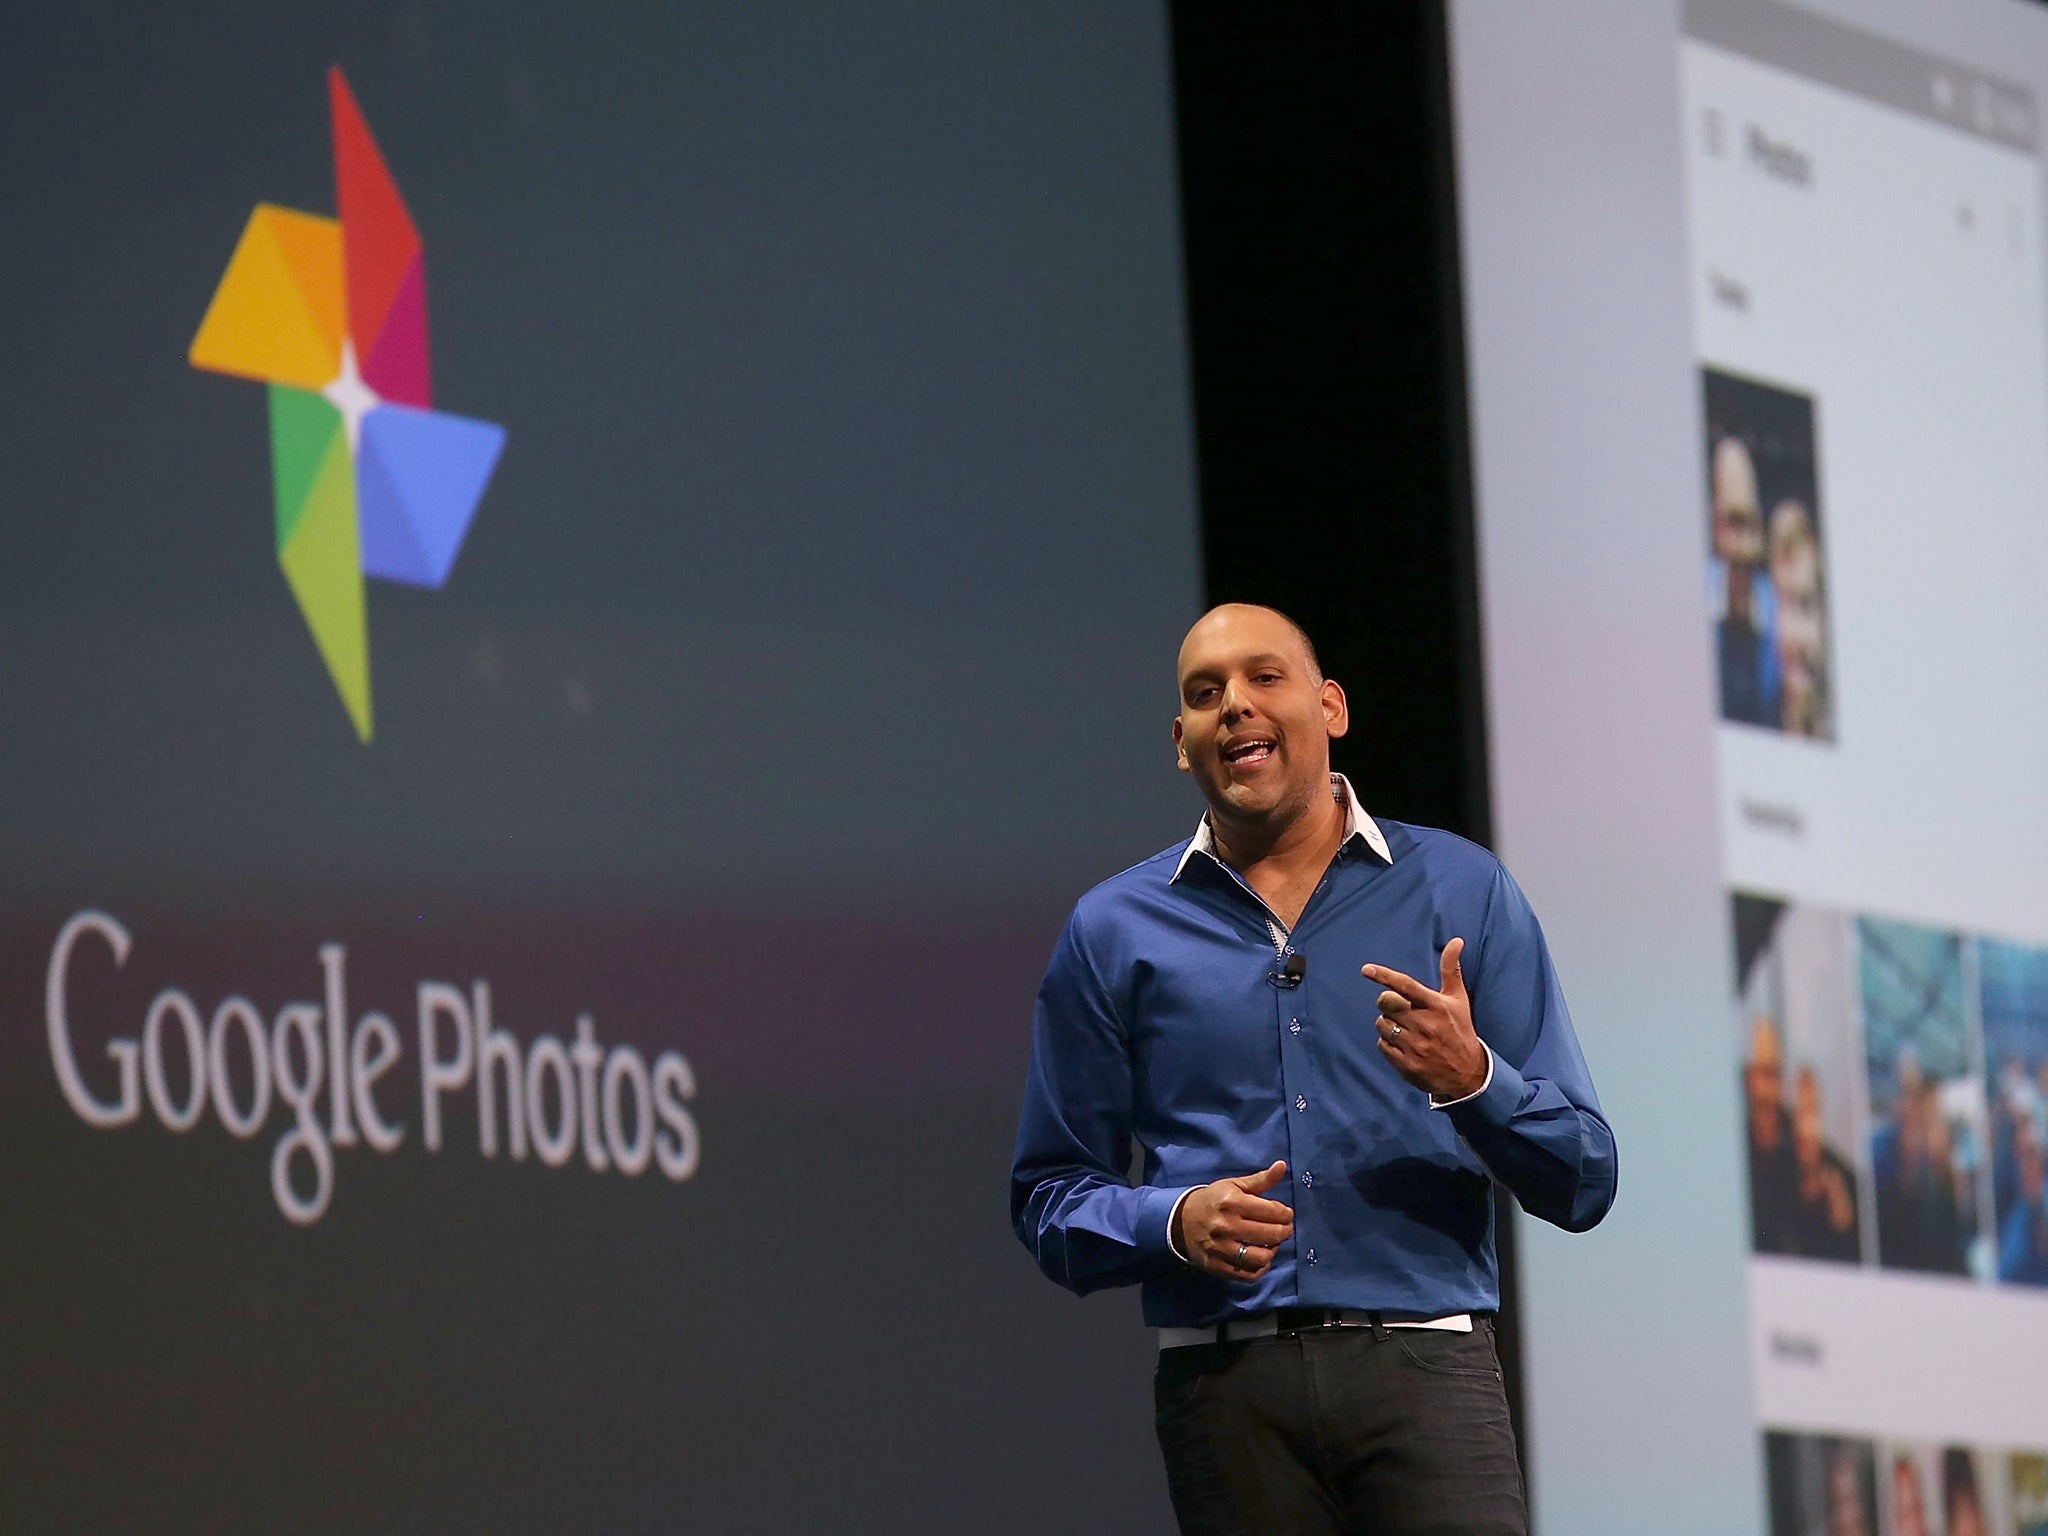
1209, 780, 1298, 824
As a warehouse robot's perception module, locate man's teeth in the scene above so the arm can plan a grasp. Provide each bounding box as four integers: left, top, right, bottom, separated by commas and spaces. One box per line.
1226, 741, 1275, 761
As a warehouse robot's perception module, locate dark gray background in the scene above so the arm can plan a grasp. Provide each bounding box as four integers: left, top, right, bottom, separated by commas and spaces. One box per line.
0, 3, 1201, 1529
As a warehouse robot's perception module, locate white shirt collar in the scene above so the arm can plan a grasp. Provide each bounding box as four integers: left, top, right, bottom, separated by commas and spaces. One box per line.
1170, 772, 1391, 882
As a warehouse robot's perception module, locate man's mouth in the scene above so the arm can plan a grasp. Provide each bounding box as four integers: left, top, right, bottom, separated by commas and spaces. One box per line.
1222, 736, 1277, 767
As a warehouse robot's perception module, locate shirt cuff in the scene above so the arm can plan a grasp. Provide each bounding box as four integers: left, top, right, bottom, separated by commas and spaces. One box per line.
1134, 1183, 1197, 1262
1429, 1043, 1496, 1110
1438, 1045, 1529, 1131
1163, 1187, 1197, 1263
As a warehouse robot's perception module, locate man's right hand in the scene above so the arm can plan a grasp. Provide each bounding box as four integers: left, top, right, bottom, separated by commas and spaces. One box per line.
1174, 1161, 1294, 1282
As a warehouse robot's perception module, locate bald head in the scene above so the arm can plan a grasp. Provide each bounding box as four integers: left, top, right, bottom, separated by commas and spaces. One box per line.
1713, 435, 1765, 565
1748, 1016, 1783, 1073
1744, 1015, 1785, 1146
1178, 604, 1323, 690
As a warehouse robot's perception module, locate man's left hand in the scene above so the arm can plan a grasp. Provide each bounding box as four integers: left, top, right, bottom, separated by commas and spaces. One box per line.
1363, 938, 1489, 1101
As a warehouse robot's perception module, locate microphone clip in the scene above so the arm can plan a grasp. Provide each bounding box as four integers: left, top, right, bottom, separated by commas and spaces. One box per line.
1267, 952, 1307, 990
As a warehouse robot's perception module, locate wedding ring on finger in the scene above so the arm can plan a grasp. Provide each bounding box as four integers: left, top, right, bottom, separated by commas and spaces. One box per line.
1388, 1022, 1403, 1039
1235, 1243, 1249, 1266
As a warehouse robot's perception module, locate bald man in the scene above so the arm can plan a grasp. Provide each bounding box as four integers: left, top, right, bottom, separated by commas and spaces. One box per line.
1011, 604, 1616, 1536
1710, 433, 1778, 726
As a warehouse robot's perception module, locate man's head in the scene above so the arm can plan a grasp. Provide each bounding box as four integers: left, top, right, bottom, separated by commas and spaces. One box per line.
1769, 498, 1826, 734
1173, 604, 1347, 837
2016, 1111, 2046, 1207
1943, 1448, 1986, 1536
1824, 1442, 1871, 1536
1712, 436, 1765, 565
1892, 1455, 1929, 1536
1793, 1065, 1825, 1168
1745, 1016, 1785, 1148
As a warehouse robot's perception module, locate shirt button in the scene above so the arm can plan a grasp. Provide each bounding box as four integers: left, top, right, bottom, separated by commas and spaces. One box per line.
1294, 1095, 1307, 1112
1301, 1171, 1314, 1188
1289, 1019, 1302, 1035
1307, 1248, 1318, 1265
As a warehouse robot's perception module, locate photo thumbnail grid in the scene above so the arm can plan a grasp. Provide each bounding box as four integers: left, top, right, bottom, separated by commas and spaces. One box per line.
1733, 894, 2048, 1288
1763, 1432, 2048, 1536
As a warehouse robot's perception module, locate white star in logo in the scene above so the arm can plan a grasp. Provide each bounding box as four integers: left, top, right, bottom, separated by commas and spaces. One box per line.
322, 339, 382, 452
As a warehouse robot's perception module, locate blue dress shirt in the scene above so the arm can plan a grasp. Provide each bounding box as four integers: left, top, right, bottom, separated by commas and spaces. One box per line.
1011, 778, 1618, 1327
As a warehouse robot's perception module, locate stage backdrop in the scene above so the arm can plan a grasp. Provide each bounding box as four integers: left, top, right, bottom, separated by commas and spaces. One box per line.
1452, 1, 2048, 1532
0, 5, 1201, 1530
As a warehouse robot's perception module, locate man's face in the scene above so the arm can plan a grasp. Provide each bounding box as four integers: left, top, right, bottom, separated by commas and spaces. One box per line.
1173, 605, 1347, 831
1892, 1459, 1928, 1536
1772, 513, 1825, 729
1794, 1069, 1824, 1168
1896, 1056, 1929, 1155
2018, 1117, 2046, 1205
1825, 1447, 1869, 1536
1712, 437, 1764, 565
1745, 1017, 1785, 1146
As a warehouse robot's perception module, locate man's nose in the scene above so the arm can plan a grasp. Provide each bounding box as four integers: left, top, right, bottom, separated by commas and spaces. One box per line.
1219, 678, 1254, 721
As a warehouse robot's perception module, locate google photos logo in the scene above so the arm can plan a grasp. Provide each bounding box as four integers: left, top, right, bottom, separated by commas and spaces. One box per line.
190, 68, 505, 742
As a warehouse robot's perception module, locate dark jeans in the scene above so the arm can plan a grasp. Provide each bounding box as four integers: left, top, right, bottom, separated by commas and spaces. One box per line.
1153, 1319, 1528, 1536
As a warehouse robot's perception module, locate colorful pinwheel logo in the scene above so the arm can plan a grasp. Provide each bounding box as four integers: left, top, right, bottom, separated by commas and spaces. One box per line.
190, 67, 505, 741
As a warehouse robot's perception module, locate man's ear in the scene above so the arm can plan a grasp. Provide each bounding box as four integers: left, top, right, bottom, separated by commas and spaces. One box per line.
1172, 713, 1190, 771
1321, 678, 1349, 740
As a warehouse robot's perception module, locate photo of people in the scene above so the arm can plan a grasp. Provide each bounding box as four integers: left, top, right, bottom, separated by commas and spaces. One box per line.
1979, 939, 2048, 1287
1766, 1430, 1879, 1536
2012, 1451, 2048, 1536
1702, 366, 1834, 740
1861, 917, 1990, 1278
1887, 1443, 1953, 1536
1942, 1446, 1996, 1536
1735, 894, 1866, 1263
1878, 1442, 2011, 1536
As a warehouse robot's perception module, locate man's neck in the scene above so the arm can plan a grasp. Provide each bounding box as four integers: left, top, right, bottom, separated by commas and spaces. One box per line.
1210, 782, 1347, 885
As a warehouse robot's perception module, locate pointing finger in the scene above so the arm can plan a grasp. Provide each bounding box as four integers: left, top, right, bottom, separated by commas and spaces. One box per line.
1362, 963, 1438, 1007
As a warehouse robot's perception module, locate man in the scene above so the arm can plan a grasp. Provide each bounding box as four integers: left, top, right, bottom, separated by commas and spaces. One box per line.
1871, 1050, 1970, 1276
1708, 434, 1777, 727
1011, 604, 1617, 1536
1942, 1448, 1989, 1536
1998, 1111, 2048, 1285
1767, 498, 1829, 739
1790, 1066, 1861, 1263
1743, 1016, 1803, 1254
1890, 1454, 1932, 1536
1822, 1439, 1876, 1536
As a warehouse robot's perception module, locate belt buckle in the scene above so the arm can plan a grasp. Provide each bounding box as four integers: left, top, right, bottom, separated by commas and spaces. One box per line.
1276, 1306, 1337, 1334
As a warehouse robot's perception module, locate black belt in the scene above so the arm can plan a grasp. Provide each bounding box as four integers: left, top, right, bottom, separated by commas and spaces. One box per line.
1272, 1306, 1387, 1337
1159, 1308, 1480, 1350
